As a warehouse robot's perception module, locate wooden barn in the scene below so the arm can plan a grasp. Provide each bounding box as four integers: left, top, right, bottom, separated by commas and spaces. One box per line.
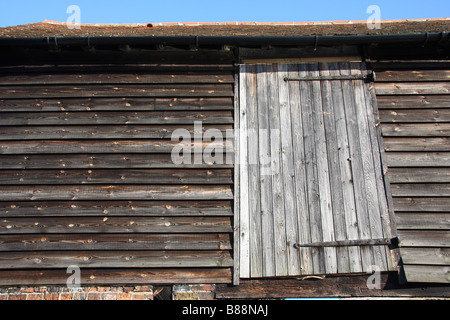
0, 18, 448, 299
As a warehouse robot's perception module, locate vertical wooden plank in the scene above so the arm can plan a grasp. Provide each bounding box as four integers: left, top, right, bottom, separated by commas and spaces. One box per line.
256, 64, 275, 277
238, 64, 250, 278
365, 74, 399, 273
350, 62, 387, 272
247, 65, 262, 278
340, 62, 374, 272
278, 64, 301, 275
288, 63, 314, 275
233, 66, 240, 285
267, 64, 288, 276
309, 63, 337, 275
299, 63, 324, 275
319, 62, 351, 274
329, 62, 363, 273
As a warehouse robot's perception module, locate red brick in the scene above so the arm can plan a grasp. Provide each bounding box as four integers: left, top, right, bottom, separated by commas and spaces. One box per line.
87, 292, 101, 300
190, 284, 215, 291
198, 291, 215, 300
96, 286, 111, 292
20, 287, 35, 293
0, 294, 8, 300
118, 293, 132, 300
73, 292, 88, 300
131, 293, 153, 300
44, 293, 59, 301
27, 293, 44, 300
134, 286, 152, 292
59, 293, 73, 300
8, 294, 27, 300
101, 293, 118, 300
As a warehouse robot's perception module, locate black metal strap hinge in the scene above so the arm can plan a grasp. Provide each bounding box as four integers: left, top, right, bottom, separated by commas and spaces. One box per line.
284, 72, 375, 82
293, 237, 395, 248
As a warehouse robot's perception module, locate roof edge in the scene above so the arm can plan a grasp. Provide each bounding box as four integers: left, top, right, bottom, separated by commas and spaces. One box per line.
40, 17, 450, 28
1, 32, 449, 47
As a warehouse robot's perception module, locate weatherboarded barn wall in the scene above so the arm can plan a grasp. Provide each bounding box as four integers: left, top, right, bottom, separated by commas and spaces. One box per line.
372, 61, 450, 283
0, 49, 235, 285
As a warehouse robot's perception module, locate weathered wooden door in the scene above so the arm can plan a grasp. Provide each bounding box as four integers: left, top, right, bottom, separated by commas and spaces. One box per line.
238, 62, 397, 278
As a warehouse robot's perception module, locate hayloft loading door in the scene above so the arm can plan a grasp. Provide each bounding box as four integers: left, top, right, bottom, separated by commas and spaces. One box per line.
238, 62, 397, 278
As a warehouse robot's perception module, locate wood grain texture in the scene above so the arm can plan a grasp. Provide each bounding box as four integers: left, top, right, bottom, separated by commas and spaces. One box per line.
0, 97, 234, 112
0, 185, 234, 201
238, 62, 392, 278
0, 217, 233, 234
0, 110, 233, 125
0, 250, 234, 269
0, 154, 233, 169
374, 82, 450, 95
0, 124, 233, 140
376, 95, 450, 109
0, 168, 233, 185
0, 84, 234, 99
373, 61, 450, 283
0, 268, 233, 285
0, 234, 232, 251
0, 54, 235, 286
0, 200, 233, 217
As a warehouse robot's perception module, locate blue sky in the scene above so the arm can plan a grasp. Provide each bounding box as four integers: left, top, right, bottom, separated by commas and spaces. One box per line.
0, 0, 448, 28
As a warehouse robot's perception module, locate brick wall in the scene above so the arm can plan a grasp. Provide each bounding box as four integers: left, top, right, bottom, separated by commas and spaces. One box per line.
172, 284, 216, 300
0, 284, 217, 300
0, 286, 154, 300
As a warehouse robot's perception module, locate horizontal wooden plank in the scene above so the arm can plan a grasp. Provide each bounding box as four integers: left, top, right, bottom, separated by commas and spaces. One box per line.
393, 197, 450, 212
216, 274, 450, 298
0, 217, 233, 234
403, 265, 450, 283
0, 250, 234, 269
0, 268, 233, 285
376, 95, 450, 109
0, 169, 233, 185
0, 72, 234, 85
0, 111, 233, 126
395, 213, 450, 229
0, 233, 232, 251
385, 152, 450, 167
0, 65, 235, 74
383, 137, 450, 151
0, 140, 234, 154
388, 168, 450, 183
0, 84, 234, 99
398, 230, 450, 247
375, 70, 450, 82
0, 200, 233, 217
1, 48, 235, 66
0, 97, 234, 112
391, 184, 450, 197
371, 62, 450, 70
379, 109, 450, 123
374, 82, 450, 95
0, 185, 234, 201
0, 154, 233, 169
381, 123, 450, 137
401, 247, 450, 265
0, 124, 233, 140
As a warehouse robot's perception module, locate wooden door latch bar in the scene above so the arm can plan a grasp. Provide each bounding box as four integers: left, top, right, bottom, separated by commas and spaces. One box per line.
284, 72, 375, 82
293, 237, 398, 248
